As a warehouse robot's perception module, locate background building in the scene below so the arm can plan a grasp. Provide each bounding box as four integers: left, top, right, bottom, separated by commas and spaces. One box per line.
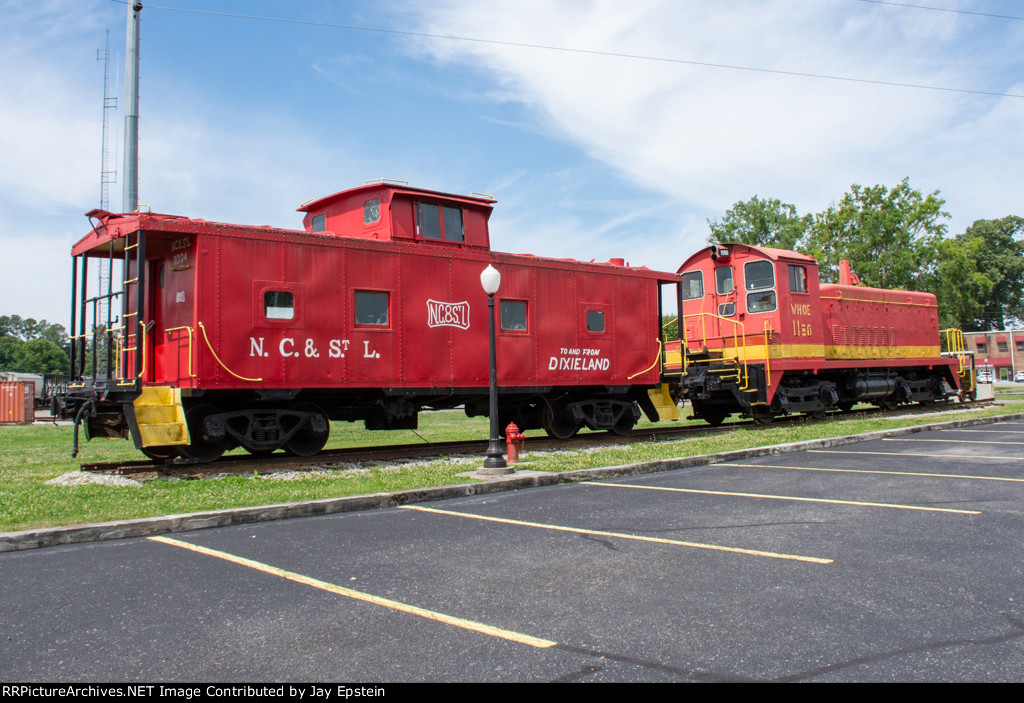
963, 330, 1024, 381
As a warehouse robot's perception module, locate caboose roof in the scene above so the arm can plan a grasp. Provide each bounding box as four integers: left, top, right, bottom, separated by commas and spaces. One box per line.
297, 182, 497, 213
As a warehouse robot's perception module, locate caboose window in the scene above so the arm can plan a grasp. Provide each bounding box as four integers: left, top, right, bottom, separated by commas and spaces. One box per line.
364, 198, 381, 225
500, 300, 527, 331
264, 291, 294, 320
311, 214, 326, 232
587, 310, 606, 333
788, 265, 808, 293
355, 291, 389, 326
681, 272, 704, 300
443, 206, 464, 242
715, 267, 734, 295
417, 202, 443, 240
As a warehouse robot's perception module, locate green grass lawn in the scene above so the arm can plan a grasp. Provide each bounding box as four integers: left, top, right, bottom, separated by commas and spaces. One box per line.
2, 402, 1021, 533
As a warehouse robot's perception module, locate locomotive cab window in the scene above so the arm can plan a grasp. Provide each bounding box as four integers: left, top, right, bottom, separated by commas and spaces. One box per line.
681, 271, 704, 300
788, 265, 808, 293
264, 291, 295, 320
717, 302, 735, 317
715, 267, 734, 295
500, 300, 527, 331
355, 291, 389, 327
744, 260, 776, 314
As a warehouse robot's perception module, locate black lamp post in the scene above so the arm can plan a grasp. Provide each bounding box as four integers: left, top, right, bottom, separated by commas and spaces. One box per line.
480, 264, 511, 473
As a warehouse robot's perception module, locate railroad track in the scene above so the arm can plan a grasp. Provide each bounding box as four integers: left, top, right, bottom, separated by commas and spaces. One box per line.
79, 399, 994, 480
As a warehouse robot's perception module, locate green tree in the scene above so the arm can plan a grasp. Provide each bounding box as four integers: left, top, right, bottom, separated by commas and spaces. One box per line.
954, 216, 1024, 330
11, 338, 70, 374
707, 196, 811, 250
806, 178, 949, 288
0, 335, 22, 369
922, 236, 994, 330
0, 315, 68, 346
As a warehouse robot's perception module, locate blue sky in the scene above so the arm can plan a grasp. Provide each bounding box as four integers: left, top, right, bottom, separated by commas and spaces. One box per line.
2, 0, 1022, 325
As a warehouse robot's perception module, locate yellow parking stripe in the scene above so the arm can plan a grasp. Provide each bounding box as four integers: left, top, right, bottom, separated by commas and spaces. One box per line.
722, 461, 1024, 484
883, 438, 1024, 445
148, 535, 556, 649
808, 449, 1024, 467
401, 505, 832, 564
586, 480, 980, 515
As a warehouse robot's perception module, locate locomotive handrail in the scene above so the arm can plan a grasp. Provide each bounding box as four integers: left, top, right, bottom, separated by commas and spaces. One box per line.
627, 339, 663, 380
197, 321, 263, 383
941, 328, 970, 374
681, 312, 749, 387
165, 325, 196, 379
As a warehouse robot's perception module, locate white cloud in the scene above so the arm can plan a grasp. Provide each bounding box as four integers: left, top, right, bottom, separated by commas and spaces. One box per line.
410, 0, 1024, 235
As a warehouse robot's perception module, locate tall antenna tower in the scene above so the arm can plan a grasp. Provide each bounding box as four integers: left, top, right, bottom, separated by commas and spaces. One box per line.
96, 29, 119, 376
98, 29, 118, 213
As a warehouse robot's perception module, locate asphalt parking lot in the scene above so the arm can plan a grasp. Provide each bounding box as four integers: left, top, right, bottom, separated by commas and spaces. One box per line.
2, 419, 1022, 682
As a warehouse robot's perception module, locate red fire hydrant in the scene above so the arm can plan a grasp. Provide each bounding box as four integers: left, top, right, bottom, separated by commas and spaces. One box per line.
505, 422, 525, 463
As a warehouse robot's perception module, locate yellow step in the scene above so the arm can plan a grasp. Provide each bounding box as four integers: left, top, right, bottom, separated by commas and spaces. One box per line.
648, 383, 680, 422
133, 386, 190, 447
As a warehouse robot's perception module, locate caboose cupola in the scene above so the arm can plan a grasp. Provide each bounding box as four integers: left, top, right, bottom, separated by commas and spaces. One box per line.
297, 181, 496, 249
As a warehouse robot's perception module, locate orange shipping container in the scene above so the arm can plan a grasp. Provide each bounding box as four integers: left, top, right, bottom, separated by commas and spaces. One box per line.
0, 382, 34, 424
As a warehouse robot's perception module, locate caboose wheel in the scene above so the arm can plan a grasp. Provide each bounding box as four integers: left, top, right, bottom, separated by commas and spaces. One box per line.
180, 404, 229, 462
542, 400, 580, 440
141, 445, 179, 462
608, 411, 636, 436
283, 402, 330, 457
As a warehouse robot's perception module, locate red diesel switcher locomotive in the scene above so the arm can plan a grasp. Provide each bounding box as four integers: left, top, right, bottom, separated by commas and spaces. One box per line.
670, 243, 971, 425
62, 183, 970, 460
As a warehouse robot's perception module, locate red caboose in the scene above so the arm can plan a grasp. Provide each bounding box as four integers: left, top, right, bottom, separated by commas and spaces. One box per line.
673, 244, 966, 424
65, 183, 681, 460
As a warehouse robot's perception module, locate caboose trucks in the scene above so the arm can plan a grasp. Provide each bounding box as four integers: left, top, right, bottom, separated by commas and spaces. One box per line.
676, 244, 965, 425
63, 183, 682, 461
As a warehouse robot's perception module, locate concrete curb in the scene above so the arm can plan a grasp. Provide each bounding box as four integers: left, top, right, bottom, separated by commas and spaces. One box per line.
3, 411, 1021, 553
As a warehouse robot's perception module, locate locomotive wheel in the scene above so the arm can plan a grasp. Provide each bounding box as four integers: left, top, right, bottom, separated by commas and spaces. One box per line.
837, 401, 855, 413
180, 404, 229, 462
283, 402, 330, 457
751, 411, 775, 425
701, 412, 727, 427
542, 400, 580, 440
141, 445, 179, 462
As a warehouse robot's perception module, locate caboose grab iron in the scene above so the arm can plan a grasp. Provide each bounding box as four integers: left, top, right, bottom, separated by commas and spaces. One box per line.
61, 182, 682, 460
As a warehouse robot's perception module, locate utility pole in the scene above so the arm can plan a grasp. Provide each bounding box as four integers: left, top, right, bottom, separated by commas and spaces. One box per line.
122, 2, 142, 213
